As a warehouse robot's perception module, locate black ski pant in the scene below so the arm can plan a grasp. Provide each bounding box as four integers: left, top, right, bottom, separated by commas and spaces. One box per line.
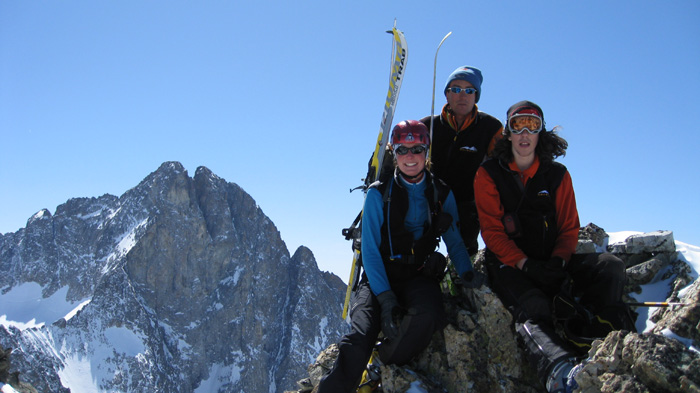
316, 275, 444, 393
486, 252, 626, 386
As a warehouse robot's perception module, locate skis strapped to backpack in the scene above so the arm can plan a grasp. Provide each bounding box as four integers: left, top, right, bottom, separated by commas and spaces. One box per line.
340, 22, 407, 320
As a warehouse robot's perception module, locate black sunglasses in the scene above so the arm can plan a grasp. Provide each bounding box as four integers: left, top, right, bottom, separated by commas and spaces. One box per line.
395, 145, 427, 155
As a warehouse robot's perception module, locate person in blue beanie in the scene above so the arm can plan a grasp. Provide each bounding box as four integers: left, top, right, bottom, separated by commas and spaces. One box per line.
421, 65, 503, 257
316, 120, 482, 393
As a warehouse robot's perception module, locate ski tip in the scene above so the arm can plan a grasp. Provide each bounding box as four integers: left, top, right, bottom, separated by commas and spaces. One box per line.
387, 19, 398, 34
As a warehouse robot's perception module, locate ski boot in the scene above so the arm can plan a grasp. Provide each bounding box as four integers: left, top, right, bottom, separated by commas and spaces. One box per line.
356, 348, 382, 392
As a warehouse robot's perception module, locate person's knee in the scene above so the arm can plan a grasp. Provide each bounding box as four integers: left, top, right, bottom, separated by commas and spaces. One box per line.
598, 253, 626, 280
516, 288, 552, 321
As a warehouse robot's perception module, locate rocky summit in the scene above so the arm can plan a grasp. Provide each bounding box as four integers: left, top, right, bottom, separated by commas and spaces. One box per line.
288, 225, 700, 393
0, 161, 348, 393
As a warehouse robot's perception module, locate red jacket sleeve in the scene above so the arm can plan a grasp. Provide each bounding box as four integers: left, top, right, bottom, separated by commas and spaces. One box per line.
550, 170, 580, 262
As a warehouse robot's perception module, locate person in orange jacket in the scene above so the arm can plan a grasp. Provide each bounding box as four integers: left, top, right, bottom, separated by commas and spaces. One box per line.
474, 101, 635, 393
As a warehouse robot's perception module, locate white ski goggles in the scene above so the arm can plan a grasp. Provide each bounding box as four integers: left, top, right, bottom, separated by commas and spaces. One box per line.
507, 113, 543, 135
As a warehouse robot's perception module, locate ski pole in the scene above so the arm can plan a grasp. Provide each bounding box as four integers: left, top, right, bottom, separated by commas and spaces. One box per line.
428, 31, 451, 163
626, 301, 695, 307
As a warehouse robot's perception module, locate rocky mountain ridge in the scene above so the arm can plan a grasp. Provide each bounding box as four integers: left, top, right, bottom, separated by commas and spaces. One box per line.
0, 161, 349, 393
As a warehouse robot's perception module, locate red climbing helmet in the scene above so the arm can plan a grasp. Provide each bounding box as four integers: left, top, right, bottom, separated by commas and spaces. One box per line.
390, 120, 430, 146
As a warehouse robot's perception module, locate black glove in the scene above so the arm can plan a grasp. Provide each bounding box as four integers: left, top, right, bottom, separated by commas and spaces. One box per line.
460, 270, 486, 289
521, 258, 567, 288
545, 256, 567, 270
376, 291, 401, 341
420, 252, 448, 281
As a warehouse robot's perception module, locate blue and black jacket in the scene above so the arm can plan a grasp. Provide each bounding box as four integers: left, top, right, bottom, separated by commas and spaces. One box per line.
361, 170, 472, 295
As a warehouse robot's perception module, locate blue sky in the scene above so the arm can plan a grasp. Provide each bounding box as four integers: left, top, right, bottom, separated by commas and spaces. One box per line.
2, 1, 699, 282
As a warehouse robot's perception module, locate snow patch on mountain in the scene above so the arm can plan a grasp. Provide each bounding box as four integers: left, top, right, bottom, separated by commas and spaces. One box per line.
58, 353, 101, 393
194, 361, 243, 393
0, 284, 89, 330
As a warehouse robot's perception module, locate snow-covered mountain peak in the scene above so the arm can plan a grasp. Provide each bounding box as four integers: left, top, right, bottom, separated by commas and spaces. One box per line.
0, 161, 348, 393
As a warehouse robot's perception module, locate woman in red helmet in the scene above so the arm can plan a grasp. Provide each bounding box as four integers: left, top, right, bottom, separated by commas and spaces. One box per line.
317, 120, 479, 393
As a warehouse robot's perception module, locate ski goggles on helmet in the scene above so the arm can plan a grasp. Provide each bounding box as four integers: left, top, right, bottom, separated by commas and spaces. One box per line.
446, 86, 477, 95
507, 113, 543, 135
394, 144, 427, 156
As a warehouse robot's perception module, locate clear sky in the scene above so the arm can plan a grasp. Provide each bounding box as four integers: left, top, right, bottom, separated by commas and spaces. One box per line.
2, 1, 699, 282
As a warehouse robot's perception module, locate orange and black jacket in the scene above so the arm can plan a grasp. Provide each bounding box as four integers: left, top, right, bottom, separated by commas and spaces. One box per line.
474, 156, 580, 267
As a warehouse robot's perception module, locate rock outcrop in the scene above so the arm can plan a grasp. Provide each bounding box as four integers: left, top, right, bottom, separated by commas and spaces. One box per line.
0, 346, 38, 393
287, 225, 700, 393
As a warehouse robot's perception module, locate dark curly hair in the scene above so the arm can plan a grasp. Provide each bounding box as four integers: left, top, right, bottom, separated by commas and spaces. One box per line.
492, 128, 568, 166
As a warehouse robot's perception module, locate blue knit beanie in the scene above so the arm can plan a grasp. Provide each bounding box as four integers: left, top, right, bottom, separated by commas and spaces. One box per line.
444, 66, 483, 103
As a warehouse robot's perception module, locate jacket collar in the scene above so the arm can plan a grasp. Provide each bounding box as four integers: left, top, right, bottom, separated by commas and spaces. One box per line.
442, 104, 478, 132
